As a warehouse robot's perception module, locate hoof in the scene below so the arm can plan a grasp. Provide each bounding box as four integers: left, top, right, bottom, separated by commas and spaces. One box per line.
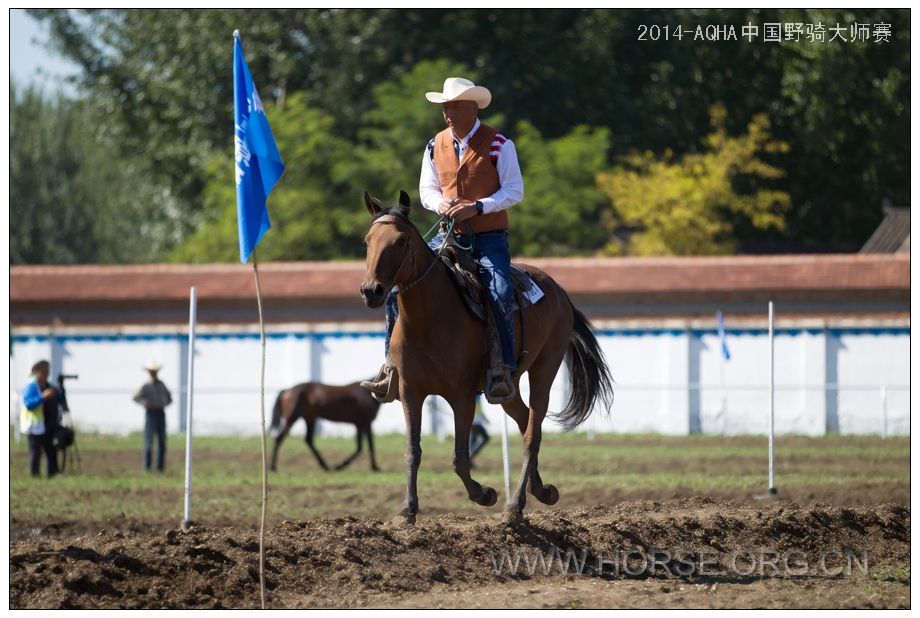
475, 487, 498, 507
392, 509, 417, 526
501, 508, 524, 525
533, 484, 559, 505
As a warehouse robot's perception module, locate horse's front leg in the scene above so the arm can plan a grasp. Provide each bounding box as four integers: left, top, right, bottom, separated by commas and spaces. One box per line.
448, 394, 498, 507
397, 382, 425, 524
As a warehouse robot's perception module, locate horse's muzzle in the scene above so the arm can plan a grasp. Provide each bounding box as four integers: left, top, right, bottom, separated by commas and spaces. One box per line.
360, 281, 387, 308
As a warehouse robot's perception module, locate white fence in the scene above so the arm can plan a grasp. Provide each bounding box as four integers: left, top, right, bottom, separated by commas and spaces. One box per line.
9, 323, 910, 437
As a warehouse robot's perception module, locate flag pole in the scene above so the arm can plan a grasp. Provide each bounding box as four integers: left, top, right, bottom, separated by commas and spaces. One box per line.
182, 286, 197, 529
234, 29, 284, 607
252, 249, 269, 609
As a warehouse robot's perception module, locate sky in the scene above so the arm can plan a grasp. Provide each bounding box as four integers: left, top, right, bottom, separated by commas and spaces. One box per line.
10, 9, 81, 95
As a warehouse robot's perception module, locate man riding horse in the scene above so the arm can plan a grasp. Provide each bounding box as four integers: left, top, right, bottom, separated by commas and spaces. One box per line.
362, 77, 524, 404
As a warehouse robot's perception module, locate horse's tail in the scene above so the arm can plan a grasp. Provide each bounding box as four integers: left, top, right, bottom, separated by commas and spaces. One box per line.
553, 303, 614, 431
270, 390, 284, 435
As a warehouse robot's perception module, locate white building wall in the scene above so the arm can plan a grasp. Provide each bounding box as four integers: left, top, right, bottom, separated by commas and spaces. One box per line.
9, 323, 909, 438
832, 330, 910, 435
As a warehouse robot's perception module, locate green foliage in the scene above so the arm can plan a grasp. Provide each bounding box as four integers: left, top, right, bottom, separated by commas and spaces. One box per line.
773, 8, 911, 249
512, 122, 612, 256
173, 93, 360, 262
10, 82, 181, 264
597, 104, 791, 255
19, 8, 911, 262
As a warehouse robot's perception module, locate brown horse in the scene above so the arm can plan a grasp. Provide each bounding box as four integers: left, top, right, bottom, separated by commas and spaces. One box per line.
359, 191, 613, 523
269, 382, 381, 472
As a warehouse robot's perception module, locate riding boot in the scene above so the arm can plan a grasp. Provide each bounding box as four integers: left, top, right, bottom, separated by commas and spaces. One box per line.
481, 290, 517, 404
484, 363, 516, 404
360, 362, 400, 403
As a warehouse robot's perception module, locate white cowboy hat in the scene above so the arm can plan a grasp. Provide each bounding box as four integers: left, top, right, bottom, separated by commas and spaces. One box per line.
144, 360, 163, 372
425, 77, 491, 109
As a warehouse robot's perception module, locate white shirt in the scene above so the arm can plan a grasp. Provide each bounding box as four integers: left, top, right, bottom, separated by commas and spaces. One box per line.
419, 118, 525, 215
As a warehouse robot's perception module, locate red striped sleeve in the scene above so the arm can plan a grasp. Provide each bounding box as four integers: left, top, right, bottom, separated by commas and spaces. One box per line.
489, 133, 508, 163
489, 132, 507, 162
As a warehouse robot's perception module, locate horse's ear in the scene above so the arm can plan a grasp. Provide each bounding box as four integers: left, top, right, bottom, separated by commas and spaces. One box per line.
398, 190, 411, 209
364, 191, 382, 216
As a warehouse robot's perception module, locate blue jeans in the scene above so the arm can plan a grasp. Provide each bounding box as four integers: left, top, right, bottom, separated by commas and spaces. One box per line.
384, 229, 517, 369
144, 409, 166, 471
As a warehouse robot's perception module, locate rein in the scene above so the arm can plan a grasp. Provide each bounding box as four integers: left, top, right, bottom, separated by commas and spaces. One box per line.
371, 214, 447, 295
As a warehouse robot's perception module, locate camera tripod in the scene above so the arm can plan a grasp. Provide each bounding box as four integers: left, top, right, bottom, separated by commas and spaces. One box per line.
56, 374, 82, 474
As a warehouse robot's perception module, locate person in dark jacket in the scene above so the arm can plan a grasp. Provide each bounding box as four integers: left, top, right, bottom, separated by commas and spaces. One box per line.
469, 396, 491, 464
19, 360, 61, 478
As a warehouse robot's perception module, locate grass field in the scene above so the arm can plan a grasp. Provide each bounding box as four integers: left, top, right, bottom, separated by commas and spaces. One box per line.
9, 430, 909, 531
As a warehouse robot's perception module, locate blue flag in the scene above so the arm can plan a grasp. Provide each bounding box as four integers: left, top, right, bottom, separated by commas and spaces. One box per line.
234, 31, 285, 264
716, 310, 731, 361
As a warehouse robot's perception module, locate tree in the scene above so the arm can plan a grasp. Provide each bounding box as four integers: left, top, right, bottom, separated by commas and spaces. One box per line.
27, 8, 911, 259
597, 104, 790, 255
772, 8, 911, 250
172, 93, 360, 262
512, 122, 612, 256
10, 82, 180, 264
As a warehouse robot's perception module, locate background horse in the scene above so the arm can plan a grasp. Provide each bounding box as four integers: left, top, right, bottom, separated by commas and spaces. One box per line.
270, 381, 381, 472
360, 191, 613, 523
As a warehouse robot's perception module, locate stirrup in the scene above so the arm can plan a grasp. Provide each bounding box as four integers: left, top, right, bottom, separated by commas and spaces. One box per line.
484, 365, 516, 404
360, 364, 400, 403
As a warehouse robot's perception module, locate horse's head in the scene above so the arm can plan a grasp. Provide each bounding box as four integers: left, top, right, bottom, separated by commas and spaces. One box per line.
360, 190, 416, 308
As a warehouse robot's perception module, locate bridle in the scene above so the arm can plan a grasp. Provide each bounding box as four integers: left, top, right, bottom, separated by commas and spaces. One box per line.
369, 214, 441, 295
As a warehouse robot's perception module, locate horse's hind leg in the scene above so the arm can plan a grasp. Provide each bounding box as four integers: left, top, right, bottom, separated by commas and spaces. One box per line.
506, 357, 563, 521
270, 419, 294, 472
448, 394, 498, 508
304, 419, 330, 471
502, 389, 558, 505
334, 426, 365, 470
366, 427, 380, 472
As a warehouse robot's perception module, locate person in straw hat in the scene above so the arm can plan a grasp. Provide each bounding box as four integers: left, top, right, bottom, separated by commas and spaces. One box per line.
362, 77, 524, 403
133, 360, 173, 472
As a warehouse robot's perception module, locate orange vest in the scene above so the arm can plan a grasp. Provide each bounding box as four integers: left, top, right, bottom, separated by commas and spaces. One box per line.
433, 124, 509, 234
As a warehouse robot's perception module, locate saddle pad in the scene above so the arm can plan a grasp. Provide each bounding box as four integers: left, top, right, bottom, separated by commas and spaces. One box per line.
512, 266, 545, 305
443, 256, 546, 323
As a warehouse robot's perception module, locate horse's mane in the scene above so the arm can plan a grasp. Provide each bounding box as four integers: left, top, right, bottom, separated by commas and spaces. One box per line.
372, 201, 411, 222
371, 199, 435, 252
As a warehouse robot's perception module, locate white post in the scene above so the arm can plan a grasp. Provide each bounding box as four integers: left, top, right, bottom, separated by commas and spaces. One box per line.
768, 301, 776, 494
500, 409, 511, 503
880, 385, 888, 440
183, 287, 197, 527
432, 398, 446, 444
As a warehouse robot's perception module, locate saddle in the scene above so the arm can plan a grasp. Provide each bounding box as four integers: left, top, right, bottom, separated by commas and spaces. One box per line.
440, 244, 544, 324
440, 244, 545, 393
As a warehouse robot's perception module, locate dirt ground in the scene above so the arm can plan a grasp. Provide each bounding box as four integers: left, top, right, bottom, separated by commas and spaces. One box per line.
9, 499, 910, 609
9, 433, 909, 608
